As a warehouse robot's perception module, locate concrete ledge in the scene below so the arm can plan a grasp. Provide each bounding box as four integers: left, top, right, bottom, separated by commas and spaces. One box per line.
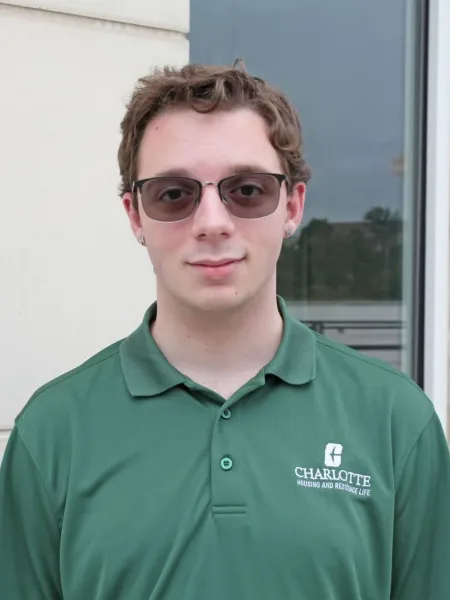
0, 0, 189, 33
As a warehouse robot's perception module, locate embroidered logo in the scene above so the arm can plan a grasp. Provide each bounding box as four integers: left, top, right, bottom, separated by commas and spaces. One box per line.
325, 443, 343, 467
295, 443, 371, 497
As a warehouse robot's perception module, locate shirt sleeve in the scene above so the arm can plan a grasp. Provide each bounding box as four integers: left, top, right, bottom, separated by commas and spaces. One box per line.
0, 426, 63, 599
391, 411, 450, 600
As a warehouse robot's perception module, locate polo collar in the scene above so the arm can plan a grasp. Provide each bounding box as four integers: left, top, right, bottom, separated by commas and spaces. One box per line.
120, 296, 316, 398
264, 296, 317, 385
120, 303, 186, 398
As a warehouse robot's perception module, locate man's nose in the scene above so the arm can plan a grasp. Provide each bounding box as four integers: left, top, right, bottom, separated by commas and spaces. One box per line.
190, 184, 236, 238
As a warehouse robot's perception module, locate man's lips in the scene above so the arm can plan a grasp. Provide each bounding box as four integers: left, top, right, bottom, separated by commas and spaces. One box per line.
189, 258, 242, 267
187, 257, 244, 278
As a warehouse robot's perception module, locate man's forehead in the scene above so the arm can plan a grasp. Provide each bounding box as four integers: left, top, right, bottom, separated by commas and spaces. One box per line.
140, 108, 273, 152
138, 110, 282, 178
144, 105, 266, 131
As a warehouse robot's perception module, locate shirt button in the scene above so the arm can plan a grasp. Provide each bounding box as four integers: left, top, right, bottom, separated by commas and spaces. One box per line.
221, 408, 231, 420
220, 456, 233, 471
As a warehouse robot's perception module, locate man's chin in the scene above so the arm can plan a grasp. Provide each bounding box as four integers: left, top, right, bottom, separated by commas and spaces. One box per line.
182, 287, 246, 313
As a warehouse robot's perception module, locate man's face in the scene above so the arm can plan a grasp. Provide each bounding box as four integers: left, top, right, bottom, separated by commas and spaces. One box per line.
123, 107, 305, 313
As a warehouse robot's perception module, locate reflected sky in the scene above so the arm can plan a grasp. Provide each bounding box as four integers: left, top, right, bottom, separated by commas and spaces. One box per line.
190, 0, 407, 222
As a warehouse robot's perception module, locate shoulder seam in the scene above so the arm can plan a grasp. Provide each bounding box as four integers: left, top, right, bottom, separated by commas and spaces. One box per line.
16, 345, 121, 422
315, 336, 425, 393
15, 425, 62, 532
393, 409, 436, 489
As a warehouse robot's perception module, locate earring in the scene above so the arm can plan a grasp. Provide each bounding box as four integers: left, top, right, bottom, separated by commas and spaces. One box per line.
285, 227, 293, 238
138, 234, 146, 246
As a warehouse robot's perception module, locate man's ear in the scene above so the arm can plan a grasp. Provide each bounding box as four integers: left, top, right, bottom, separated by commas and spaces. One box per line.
122, 192, 143, 242
285, 182, 306, 236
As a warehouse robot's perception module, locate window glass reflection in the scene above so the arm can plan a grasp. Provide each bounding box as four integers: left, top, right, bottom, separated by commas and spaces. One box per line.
190, 0, 423, 375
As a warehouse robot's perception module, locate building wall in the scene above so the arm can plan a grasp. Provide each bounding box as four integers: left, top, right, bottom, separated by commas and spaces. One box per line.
0, 1, 189, 459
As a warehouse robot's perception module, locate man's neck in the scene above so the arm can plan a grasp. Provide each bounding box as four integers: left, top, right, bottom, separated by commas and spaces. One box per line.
150, 290, 284, 382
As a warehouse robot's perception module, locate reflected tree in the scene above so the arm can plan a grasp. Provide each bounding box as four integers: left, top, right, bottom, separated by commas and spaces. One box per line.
277, 206, 403, 301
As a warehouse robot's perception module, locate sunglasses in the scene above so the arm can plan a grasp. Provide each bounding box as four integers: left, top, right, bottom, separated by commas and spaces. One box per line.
132, 172, 288, 222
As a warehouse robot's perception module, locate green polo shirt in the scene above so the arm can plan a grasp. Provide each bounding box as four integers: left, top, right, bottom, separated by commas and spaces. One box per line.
0, 297, 449, 600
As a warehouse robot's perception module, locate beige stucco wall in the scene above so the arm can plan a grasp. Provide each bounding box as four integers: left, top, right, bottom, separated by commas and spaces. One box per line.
0, 1, 188, 459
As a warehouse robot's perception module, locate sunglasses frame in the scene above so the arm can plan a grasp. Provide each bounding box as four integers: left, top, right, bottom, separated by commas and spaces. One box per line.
132, 172, 289, 222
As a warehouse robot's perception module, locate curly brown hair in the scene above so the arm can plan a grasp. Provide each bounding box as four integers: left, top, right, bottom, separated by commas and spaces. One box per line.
117, 62, 311, 207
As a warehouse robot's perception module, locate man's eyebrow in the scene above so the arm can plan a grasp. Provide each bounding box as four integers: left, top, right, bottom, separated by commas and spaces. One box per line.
151, 164, 275, 179
152, 168, 192, 178
226, 164, 274, 175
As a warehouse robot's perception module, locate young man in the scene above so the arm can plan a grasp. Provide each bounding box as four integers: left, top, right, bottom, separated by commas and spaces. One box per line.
0, 63, 449, 599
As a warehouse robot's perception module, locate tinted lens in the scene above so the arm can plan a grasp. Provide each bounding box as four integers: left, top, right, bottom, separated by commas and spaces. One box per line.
219, 173, 282, 218
139, 177, 200, 222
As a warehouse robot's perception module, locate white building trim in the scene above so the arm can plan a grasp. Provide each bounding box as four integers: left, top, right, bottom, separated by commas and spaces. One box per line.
423, 0, 450, 433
